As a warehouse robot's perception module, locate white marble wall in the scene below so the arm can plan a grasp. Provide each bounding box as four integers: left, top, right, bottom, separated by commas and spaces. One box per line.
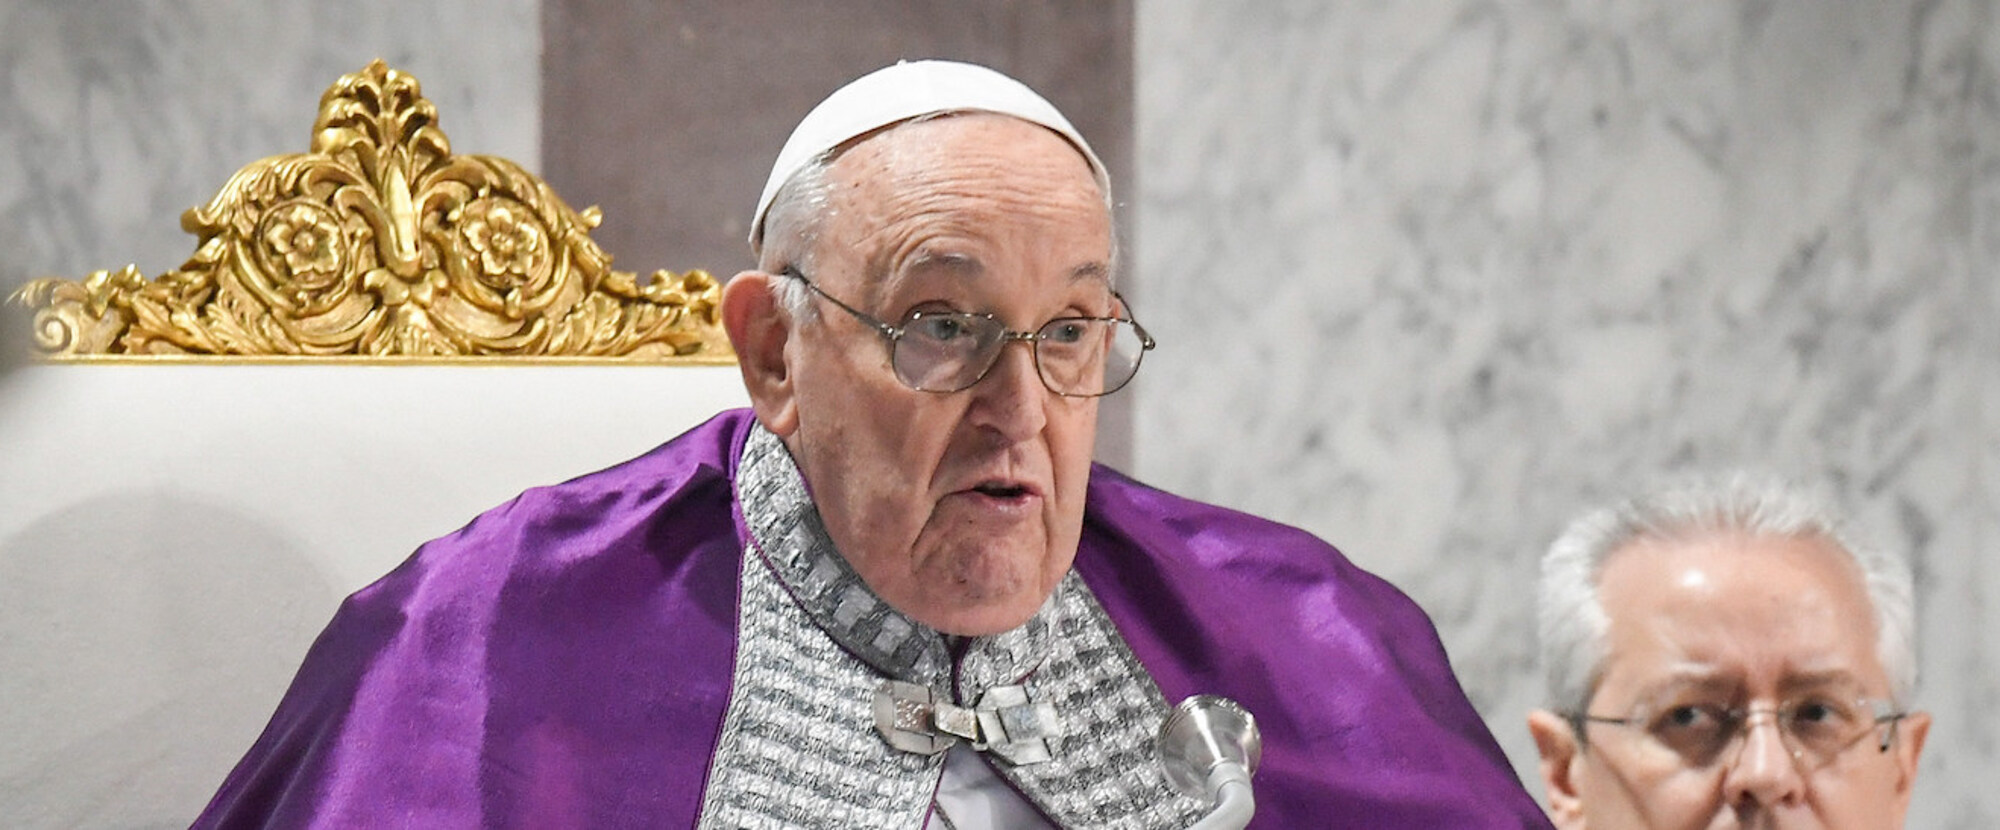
1135, 0, 1996, 825
0, 0, 540, 364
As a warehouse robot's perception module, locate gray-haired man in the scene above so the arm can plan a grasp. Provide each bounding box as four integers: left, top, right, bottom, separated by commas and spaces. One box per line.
1527, 478, 1929, 828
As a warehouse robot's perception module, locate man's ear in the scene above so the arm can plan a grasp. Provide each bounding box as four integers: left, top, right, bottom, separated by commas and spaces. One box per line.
721, 271, 799, 436
1892, 710, 1931, 814
1528, 709, 1588, 829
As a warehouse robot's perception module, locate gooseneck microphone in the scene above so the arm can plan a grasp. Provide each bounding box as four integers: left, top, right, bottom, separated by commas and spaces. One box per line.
1155, 695, 1262, 830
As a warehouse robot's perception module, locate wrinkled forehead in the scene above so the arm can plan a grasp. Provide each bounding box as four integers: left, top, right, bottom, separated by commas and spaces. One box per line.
750, 60, 1110, 254
819, 116, 1115, 302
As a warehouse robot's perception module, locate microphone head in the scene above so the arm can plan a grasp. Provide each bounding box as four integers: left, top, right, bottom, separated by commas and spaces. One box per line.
1156, 695, 1262, 798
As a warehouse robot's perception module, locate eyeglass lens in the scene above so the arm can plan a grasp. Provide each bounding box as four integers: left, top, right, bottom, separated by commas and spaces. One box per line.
892, 310, 1148, 396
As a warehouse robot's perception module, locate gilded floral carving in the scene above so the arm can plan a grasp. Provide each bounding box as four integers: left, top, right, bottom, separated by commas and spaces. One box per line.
259, 202, 349, 308
463, 201, 546, 283
7, 60, 730, 362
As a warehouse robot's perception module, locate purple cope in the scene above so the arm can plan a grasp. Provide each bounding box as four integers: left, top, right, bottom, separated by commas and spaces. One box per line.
193, 408, 1551, 828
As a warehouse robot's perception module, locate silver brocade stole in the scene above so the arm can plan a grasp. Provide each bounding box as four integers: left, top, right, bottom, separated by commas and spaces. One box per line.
695, 426, 1207, 829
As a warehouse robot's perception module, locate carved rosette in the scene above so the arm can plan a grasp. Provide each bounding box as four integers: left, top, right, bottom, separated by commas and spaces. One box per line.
8, 60, 731, 361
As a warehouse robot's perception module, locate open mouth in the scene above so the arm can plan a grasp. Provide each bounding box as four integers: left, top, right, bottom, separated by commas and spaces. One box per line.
971, 482, 1031, 500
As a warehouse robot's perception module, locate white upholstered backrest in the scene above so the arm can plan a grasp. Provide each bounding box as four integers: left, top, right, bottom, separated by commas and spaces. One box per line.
0, 363, 746, 824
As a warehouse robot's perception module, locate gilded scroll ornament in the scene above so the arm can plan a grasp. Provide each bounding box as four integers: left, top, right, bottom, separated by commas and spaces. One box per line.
7, 60, 731, 361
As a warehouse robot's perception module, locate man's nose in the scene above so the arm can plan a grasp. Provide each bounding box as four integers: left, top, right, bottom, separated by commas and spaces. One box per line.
967, 339, 1050, 441
1721, 711, 1806, 809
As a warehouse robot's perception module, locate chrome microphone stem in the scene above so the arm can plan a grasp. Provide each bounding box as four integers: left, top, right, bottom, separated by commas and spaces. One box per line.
1186, 761, 1255, 830
1156, 695, 1262, 830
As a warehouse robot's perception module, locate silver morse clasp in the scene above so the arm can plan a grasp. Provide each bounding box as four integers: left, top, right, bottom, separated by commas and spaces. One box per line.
872, 679, 1064, 764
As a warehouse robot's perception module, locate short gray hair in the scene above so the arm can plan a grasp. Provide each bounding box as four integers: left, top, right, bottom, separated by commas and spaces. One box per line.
756, 150, 838, 320
1538, 475, 1918, 719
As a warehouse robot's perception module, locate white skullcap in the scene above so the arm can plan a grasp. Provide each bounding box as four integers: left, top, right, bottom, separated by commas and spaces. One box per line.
749, 59, 1110, 254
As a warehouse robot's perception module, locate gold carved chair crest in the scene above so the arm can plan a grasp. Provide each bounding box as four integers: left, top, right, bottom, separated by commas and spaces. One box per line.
9, 60, 730, 361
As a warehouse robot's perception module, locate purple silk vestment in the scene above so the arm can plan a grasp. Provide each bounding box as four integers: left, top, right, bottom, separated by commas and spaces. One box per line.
193, 409, 1551, 828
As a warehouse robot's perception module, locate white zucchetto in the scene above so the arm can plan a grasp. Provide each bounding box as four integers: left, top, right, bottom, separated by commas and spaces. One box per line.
749, 60, 1109, 254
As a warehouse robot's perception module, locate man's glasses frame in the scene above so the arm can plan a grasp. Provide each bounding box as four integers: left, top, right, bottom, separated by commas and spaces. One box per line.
1569, 695, 1910, 772
779, 267, 1154, 398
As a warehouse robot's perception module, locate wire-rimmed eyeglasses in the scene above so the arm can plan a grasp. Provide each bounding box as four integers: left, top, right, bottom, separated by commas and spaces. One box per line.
780, 267, 1155, 397
1570, 693, 1909, 772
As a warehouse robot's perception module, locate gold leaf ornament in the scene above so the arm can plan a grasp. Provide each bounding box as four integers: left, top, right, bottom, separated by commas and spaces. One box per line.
8, 60, 731, 362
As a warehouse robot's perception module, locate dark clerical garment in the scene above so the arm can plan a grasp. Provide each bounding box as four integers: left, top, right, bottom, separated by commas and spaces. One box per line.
194, 409, 1550, 828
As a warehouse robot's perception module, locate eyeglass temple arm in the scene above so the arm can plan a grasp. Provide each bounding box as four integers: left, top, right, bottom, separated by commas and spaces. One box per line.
784, 268, 901, 339
1109, 292, 1158, 349
1875, 712, 1906, 753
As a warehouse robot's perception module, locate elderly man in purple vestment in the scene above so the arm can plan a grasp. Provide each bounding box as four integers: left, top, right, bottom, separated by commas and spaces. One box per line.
193, 61, 1550, 829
